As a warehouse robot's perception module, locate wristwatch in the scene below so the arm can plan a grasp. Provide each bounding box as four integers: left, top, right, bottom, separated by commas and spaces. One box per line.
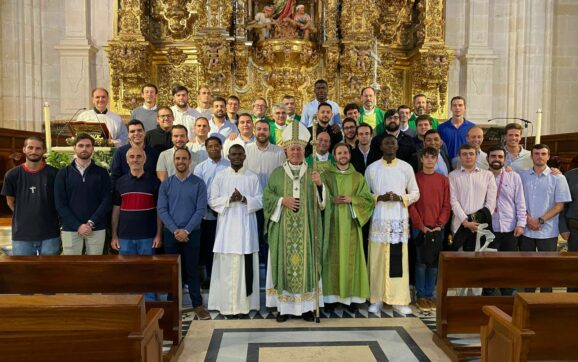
538, 217, 545, 225
87, 220, 95, 229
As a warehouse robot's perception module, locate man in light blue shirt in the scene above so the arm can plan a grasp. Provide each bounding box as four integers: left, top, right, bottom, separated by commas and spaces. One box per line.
300, 79, 341, 127
193, 136, 230, 288
208, 97, 239, 142
520, 144, 571, 292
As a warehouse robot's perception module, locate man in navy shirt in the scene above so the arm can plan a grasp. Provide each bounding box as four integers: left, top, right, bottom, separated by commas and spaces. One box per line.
1, 137, 60, 255
437, 96, 475, 159
158, 147, 209, 319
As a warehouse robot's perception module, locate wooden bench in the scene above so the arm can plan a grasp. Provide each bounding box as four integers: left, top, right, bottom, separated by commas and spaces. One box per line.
0, 255, 182, 361
0, 294, 163, 361
481, 293, 578, 361
435, 251, 578, 361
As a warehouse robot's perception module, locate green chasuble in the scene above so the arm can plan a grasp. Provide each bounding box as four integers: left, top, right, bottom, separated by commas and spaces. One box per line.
268, 121, 288, 145
407, 113, 439, 130
263, 163, 324, 299
288, 113, 301, 122
358, 107, 385, 136
305, 154, 335, 174
322, 164, 373, 300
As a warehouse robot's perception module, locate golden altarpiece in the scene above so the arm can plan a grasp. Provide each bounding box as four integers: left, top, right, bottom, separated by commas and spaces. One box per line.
106, 0, 452, 119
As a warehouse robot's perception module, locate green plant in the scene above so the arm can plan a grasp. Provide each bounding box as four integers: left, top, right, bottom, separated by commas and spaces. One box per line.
45, 151, 71, 169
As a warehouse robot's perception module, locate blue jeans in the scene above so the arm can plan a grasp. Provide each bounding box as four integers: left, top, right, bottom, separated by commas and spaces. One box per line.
412, 229, 440, 298
12, 238, 60, 256
119, 238, 156, 301
163, 228, 202, 307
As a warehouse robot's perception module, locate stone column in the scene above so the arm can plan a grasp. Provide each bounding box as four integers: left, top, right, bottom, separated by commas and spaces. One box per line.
458, 0, 498, 124
54, 0, 97, 119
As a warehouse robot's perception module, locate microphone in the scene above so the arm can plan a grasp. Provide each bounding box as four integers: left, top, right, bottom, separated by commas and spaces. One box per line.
487, 117, 531, 124
56, 107, 86, 146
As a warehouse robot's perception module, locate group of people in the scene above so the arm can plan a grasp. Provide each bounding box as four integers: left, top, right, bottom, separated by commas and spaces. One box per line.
2, 80, 577, 323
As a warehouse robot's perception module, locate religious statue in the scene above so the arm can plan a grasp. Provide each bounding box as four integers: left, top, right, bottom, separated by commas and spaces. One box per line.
247, 6, 276, 41
206, 42, 224, 69
284, 5, 313, 40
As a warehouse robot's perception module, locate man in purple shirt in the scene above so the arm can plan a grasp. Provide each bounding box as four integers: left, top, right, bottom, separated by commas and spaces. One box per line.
520, 144, 571, 293
437, 96, 475, 159
482, 146, 527, 296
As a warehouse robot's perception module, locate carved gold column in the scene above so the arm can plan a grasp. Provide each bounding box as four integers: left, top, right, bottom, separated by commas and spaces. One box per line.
106, 0, 152, 115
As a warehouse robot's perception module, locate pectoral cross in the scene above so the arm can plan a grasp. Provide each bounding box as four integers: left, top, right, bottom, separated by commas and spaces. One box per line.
29, 186, 36, 194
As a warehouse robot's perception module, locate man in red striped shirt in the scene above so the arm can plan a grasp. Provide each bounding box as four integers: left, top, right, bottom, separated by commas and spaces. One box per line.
409, 147, 451, 311
111, 146, 162, 270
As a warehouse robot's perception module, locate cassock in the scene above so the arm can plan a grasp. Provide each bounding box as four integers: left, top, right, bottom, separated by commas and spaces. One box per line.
208, 167, 262, 315
322, 164, 373, 305
263, 162, 325, 315
365, 158, 420, 305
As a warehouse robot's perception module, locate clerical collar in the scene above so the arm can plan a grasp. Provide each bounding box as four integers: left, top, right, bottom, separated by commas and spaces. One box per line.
316, 153, 329, 161
363, 107, 375, 115
288, 162, 303, 170
276, 123, 287, 130
94, 107, 107, 114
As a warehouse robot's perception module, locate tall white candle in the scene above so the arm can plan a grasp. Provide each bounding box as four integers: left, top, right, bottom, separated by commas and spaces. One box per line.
535, 108, 542, 145
43, 102, 52, 152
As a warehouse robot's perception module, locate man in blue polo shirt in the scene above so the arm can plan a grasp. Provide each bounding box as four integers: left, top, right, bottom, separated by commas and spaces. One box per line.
521, 144, 571, 293
437, 96, 475, 159
158, 147, 209, 319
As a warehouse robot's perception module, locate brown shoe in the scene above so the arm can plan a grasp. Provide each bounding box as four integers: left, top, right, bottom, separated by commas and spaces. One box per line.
193, 306, 211, 320
416, 298, 431, 312
427, 298, 437, 311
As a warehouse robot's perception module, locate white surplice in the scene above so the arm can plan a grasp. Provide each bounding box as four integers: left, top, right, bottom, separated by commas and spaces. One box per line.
208, 167, 262, 314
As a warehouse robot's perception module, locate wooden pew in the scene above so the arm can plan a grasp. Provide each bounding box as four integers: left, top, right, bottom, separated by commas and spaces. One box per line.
435, 251, 578, 361
0, 255, 182, 362
0, 294, 163, 361
481, 293, 578, 361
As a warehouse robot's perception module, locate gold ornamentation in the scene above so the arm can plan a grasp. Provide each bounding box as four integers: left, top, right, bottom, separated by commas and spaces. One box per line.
198, 35, 233, 95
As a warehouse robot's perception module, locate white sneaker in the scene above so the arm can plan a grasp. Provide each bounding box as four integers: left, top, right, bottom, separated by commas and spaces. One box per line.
368, 302, 383, 314
393, 305, 412, 315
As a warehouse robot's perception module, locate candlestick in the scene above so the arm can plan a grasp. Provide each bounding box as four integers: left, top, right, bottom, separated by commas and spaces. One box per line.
535, 108, 542, 145
43, 102, 52, 152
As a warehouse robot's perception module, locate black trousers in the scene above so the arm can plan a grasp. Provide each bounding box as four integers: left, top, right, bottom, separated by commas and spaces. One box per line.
199, 219, 217, 278
482, 231, 518, 296
567, 226, 578, 292
520, 236, 558, 293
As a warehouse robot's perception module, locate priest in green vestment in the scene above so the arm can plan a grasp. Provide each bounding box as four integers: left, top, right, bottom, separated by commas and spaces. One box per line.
358, 87, 386, 136
322, 143, 373, 313
264, 121, 325, 322
305, 131, 335, 173
268, 103, 289, 145
407, 94, 439, 129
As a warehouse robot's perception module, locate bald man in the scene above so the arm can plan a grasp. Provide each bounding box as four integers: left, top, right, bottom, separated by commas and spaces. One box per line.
452, 126, 489, 170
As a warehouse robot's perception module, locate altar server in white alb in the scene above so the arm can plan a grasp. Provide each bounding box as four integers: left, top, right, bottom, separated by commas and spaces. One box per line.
77, 87, 128, 147
365, 134, 420, 316
208, 144, 262, 317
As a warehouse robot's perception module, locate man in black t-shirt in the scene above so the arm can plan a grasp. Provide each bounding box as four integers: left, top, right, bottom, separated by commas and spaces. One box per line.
1, 137, 61, 255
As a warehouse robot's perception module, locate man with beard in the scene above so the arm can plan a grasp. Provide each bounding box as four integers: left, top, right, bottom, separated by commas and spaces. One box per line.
77, 87, 127, 147
157, 125, 200, 181
187, 117, 210, 162
170, 85, 197, 139
306, 102, 343, 156
195, 86, 213, 119
520, 144, 571, 293
358, 87, 385, 136
438, 96, 475, 159
365, 135, 420, 316
1, 137, 60, 256
268, 103, 289, 145
208, 144, 262, 317
131, 83, 159, 132
263, 121, 325, 322
370, 109, 416, 164
503, 123, 533, 172
282, 95, 301, 122
301, 79, 341, 127
245, 120, 286, 263
145, 106, 174, 154
226, 95, 240, 124
481, 146, 526, 296
158, 147, 209, 319
223, 113, 255, 157
398, 105, 417, 138
342, 118, 358, 149
111, 119, 159, 186
209, 97, 239, 142
306, 131, 335, 173
560, 166, 578, 291
407, 94, 439, 130
251, 97, 273, 123
322, 143, 373, 314
452, 126, 489, 170
194, 137, 230, 289
55, 134, 112, 255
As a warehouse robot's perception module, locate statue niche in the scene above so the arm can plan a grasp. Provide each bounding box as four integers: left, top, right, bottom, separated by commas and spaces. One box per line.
248, 1, 318, 42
